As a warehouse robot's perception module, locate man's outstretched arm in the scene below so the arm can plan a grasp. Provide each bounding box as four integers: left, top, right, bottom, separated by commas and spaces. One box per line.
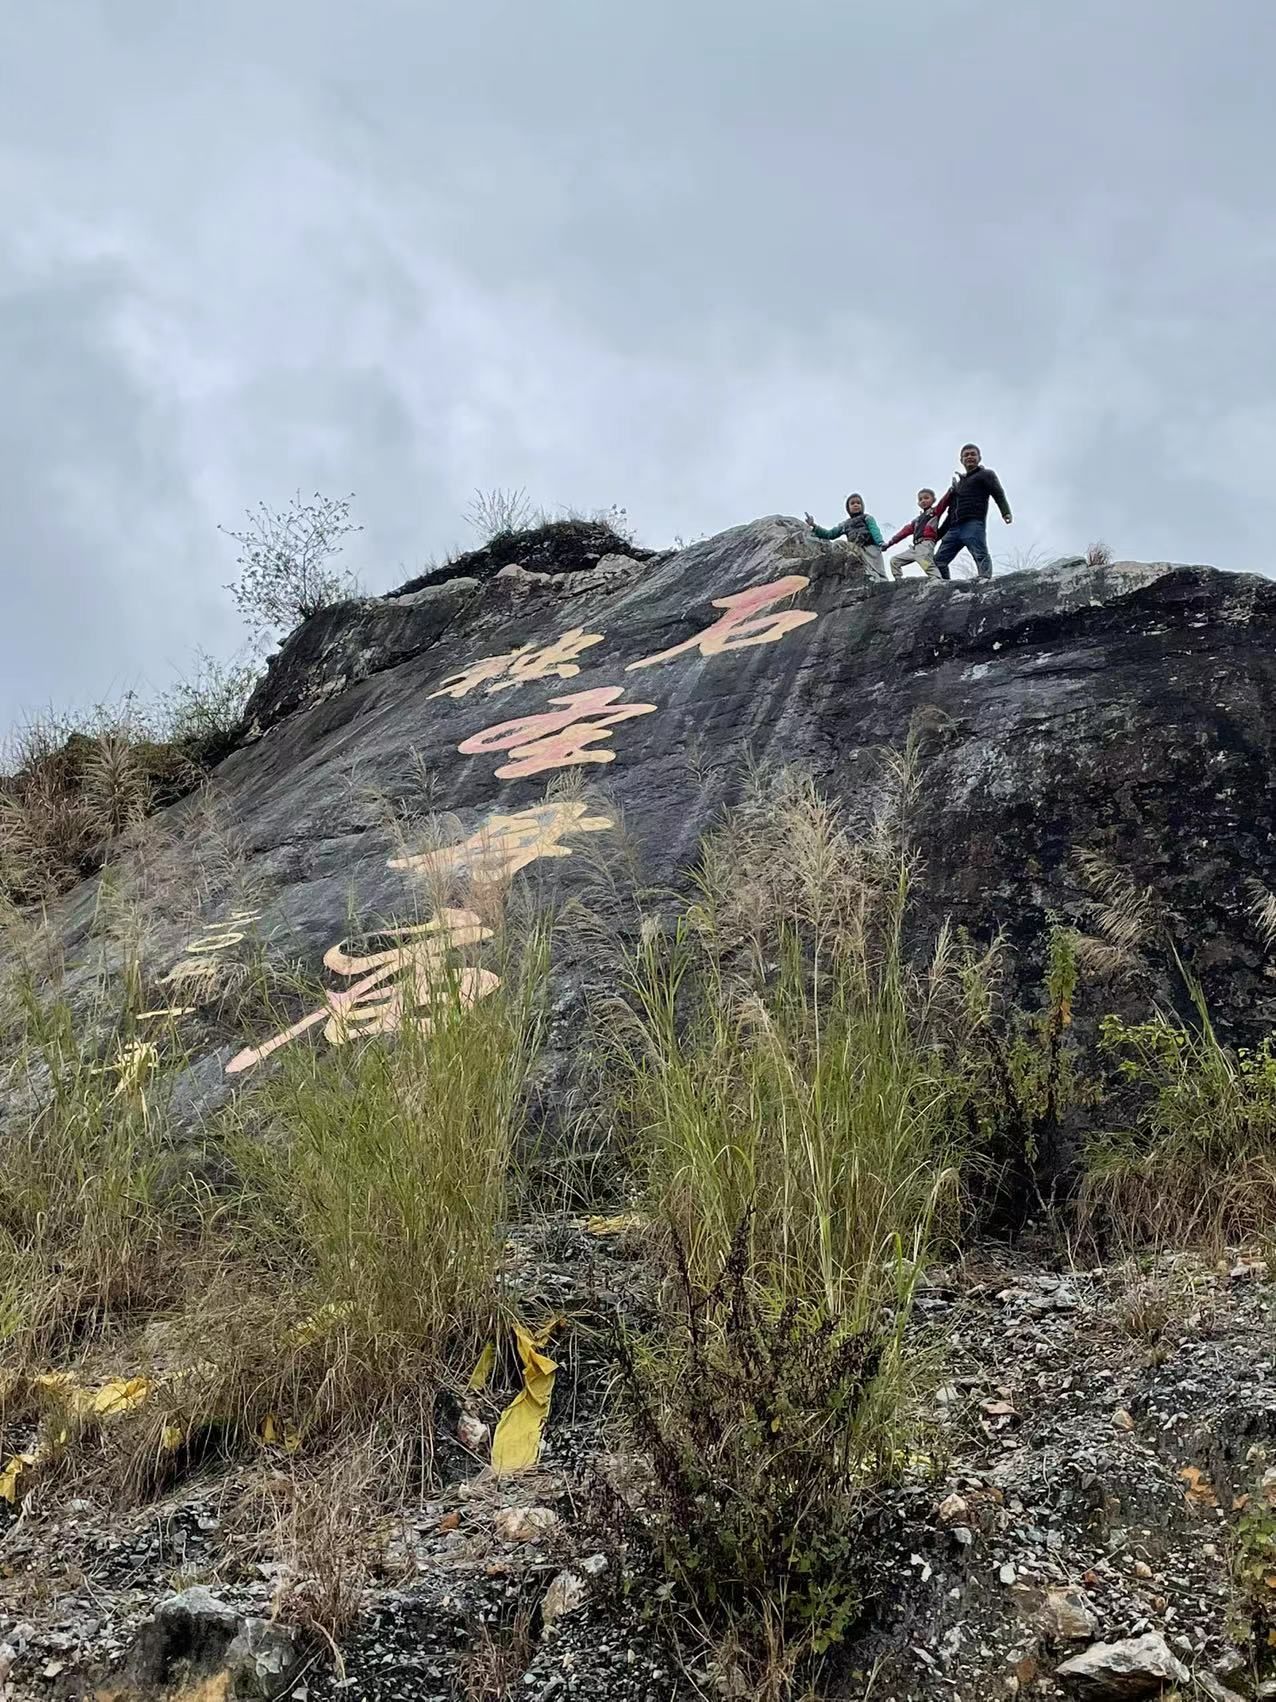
989, 473, 1013, 523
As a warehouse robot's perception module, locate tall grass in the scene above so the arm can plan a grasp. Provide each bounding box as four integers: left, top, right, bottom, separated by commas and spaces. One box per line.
1071, 857, 1276, 1249
0, 876, 551, 1493
0, 961, 197, 1360
164, 916, 553, 1452
601, 756, 990, 1680
612, 758, 988, 1323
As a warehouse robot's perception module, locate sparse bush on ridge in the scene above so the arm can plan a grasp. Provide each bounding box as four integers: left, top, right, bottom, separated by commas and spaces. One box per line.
0, 706, 199, 905
155, 645, 259, 761
461, 485, 637, 549
463, 485, 538, 541
222, 489, 362, 634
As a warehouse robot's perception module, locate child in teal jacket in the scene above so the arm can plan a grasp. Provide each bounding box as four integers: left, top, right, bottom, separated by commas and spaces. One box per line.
804, 493, 888, 582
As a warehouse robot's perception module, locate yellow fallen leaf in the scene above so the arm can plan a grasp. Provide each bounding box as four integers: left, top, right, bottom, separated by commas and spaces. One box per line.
289, 1299, 355, 1348
491, 1323, 558, 1476
92, 1377, 149, 1418
468, 1341, 496, 1393
585, 1213, 645, 1236
260, 1413, 302, 1454
161, 1423, 184, 1453
32, 1373, 149, 1422
33, 1372, 73, 1396
0, 1452, 36, 1504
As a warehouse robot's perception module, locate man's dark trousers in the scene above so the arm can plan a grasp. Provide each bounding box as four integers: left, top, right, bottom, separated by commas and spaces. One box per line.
934, 520, 993, 580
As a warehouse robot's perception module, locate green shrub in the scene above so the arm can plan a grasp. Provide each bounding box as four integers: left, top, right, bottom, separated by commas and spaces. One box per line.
612, 1224, 882, 1679
1083, 985, 1276, 1247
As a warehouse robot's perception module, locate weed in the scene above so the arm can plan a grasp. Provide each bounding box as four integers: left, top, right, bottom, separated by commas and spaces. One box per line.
611, 1223, 882, 1680
464, 487, 538, 542
1230, 1499, 1276, 1673
458, 1609, 535, 1699
266, 1455, 381, 1657
963, 922, 1097, 1231
1082, 1003, 1276, 1248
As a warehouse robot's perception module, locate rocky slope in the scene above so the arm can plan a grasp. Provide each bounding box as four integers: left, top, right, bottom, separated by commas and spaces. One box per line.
6, 518, 1276, 1700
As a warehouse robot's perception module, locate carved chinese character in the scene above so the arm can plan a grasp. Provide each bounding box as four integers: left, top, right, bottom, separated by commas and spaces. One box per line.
225, 909, 497, 1076
430, 629, 604, 699
389, 800, 614, 887
626, 576, 816, 671
457, 687, 656, 780
489, 628, 605, 691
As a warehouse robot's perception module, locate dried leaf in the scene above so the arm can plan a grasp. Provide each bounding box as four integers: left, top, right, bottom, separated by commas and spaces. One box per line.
0, 1452, 35, 1504
1180, 1465, 1217, 1506
468, 1341, 496, 1393
585, 1213, 646, 1236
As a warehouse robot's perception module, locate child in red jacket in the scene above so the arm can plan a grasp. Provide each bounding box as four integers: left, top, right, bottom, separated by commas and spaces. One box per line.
884, 487, 949, 581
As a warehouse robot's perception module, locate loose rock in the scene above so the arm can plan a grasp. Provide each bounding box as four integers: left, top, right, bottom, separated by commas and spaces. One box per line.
1055, 1633, 1190, 1699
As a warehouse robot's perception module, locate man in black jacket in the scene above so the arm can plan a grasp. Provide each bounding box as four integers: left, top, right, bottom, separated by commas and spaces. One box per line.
933, 444, 1013, 581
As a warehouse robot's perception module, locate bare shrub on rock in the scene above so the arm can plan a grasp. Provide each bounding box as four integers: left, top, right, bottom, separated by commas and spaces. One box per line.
222, 491, 362, 634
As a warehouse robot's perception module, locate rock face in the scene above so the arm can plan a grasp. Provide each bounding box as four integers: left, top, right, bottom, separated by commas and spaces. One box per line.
1055, 1632, 1190, 1699
40, 517, 1276, 1118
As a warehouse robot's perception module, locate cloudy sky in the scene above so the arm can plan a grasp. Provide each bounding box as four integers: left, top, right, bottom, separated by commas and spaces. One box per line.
3, 0, 1274, 733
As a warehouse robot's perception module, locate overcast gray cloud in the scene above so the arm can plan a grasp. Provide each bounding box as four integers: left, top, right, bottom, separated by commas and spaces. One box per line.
3, 0, 1274, 733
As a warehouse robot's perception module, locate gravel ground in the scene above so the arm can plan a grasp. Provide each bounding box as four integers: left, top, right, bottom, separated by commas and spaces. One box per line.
1, 1236, 1272, 1702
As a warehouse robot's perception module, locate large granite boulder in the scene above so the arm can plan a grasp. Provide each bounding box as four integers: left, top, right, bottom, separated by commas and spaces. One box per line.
33, 516, 1276, 1118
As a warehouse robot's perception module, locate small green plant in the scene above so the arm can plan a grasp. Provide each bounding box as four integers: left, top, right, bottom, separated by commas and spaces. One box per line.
612, 1224, 882, 1680
963, 922, 1095, 1230
1230, 1499, 1276, 1671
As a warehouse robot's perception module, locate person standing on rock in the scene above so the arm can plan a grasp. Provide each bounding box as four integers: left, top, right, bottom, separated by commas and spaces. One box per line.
884, 487, 949, 580
805, 494, 888, 583
933, 445, 1013, 581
